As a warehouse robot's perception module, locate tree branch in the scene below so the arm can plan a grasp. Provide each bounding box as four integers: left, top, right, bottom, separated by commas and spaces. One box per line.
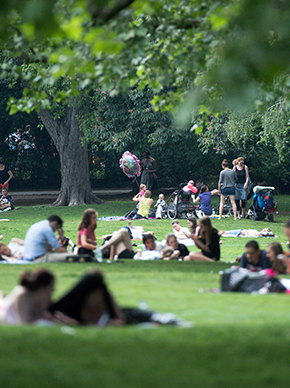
88, 0, 135, 23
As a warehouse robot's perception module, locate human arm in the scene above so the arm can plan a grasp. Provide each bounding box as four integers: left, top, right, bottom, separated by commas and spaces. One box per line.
190, 235, 211, 252
4, 170, 13, 186
244, 166, 249, 189
211, 189, 219, 196
148, 157, 157, 173
132, 193, 142, 202
79, 234, 97, 250
194, 196, 200, 204
10, 238, 25, 245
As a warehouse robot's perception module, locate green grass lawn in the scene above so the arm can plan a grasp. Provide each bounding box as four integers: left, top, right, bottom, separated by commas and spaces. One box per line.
0, 195, 289, 387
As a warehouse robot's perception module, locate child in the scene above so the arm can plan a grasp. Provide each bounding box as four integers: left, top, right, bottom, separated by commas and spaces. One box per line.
154, 193, 166, 219
77, 209, 97, 257
0, 187, 14, 212
132, 184, 146, 209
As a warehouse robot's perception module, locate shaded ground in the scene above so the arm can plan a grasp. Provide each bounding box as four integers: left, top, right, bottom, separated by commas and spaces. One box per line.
10, 189, 134, 206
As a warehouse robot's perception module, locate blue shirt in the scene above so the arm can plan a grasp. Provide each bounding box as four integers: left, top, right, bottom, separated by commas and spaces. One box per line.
24, 220, 60, 261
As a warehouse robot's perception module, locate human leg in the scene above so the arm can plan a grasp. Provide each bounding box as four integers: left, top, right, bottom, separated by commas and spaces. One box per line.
102, 229, 133, 255
229, 195, 237, 220
241, 199, 246, 217
219, 195, 225, 219
33, 252, 71, 262
184, 251, 214, 262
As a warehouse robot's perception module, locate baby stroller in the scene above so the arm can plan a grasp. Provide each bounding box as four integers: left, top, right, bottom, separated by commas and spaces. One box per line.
213, 195, 234, 217
246, 186, 277, 222
163, 183, 199, 220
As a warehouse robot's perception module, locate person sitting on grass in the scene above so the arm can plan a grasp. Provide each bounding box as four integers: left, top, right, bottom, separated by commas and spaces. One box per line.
132, 190, 153, 219
77, 209, 97, 258
23, 215, 71, 262
184, 216, 220, 262
0, 187, 14, 212
160, 233, 189, 260
194, 185, 218, 216
238, 240, 270, 270
266, 242, 287, 275
134, 233, 165, 260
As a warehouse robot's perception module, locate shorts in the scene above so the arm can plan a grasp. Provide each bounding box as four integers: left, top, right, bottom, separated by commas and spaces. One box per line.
221, 187, 235, 196
118, 249, 135, 259
235, 183, 247, 200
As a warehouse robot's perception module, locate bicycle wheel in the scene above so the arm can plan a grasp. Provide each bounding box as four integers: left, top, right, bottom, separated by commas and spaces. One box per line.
187, 202, 199, 218
167, 202, 177, 219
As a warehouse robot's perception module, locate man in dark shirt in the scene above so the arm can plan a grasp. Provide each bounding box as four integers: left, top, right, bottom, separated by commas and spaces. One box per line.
240, 240, 270, 270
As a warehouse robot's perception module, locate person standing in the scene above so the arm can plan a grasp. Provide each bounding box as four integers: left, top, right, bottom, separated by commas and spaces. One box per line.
0, 157, 14, 190
218, 159, 237, 220
140, 149, 157, 191
233, 157, 249, 218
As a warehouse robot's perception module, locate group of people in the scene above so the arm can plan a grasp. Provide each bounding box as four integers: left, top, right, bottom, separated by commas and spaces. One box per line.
218, 157, 250, 220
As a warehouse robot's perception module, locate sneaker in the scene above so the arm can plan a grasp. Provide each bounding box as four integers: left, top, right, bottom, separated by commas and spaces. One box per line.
93, 247, 103, 263
3, 207, 11, 212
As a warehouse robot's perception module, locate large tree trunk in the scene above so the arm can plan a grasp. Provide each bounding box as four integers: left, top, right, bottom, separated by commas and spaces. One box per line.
39, 103, 104, 206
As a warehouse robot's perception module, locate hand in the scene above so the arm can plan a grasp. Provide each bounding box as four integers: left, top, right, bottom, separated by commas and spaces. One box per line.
243, 184, 247, 190
58, 229, 64, 238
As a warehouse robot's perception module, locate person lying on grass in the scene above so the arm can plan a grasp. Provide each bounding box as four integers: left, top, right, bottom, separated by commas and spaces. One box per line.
219, 227, 275, 238
0, 238, 25, 261
160, 234, 189, 261
0, 269, 123, 326
0, 269, 77, 325
184, 216, 220, 262
134, 233, 165, 260
0, 269, 186, 326
96, 227, 136, 260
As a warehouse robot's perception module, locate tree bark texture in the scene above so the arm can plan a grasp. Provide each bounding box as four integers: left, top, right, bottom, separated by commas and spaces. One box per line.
39, 104, 104, 206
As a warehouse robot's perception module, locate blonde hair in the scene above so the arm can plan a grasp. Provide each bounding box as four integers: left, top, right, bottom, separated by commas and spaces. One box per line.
144, 190, 151, 198
140, 184, 146, 191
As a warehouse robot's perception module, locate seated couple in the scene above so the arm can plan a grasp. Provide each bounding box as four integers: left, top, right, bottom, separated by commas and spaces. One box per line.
171, 217, 199, 246
171, 216, 220, 262
0, 268, 185, 327
238, 221, 290, 274
134, 233, 189, 261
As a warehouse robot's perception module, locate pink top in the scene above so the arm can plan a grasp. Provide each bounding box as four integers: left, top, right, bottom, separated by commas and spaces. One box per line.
77, 228, 96, 247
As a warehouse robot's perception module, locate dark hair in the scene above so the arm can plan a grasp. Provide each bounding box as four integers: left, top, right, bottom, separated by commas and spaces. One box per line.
142, 148, 151, 156
221, 159, 229, 168
199, 185, 208, 194
267, 242, 286, 274
142, 233, 154, 244
284, 220, 290, 229
48, 270, 116, 323
166, 233, 176, 244
245, 240, 259, 251
78, 209, 97, 231
20, 269, 54, 291
0, 157, 4, 164
47, 215, 63, 228
187, 217, 197, 233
